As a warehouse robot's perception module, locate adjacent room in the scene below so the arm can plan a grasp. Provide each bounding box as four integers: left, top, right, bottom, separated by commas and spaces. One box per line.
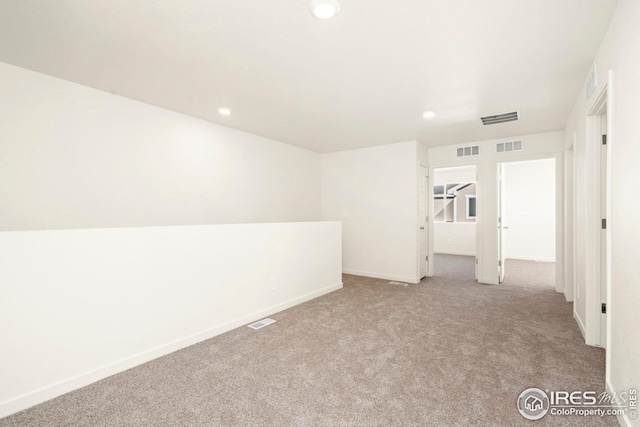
1, 0, 639, 426
432, 165, 477, 281
498, 158, 557, 288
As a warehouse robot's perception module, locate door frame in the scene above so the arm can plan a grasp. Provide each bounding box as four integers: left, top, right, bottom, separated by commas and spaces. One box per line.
497, 163, 505, 283
427, 161, 480, 279
417, 163, 429, 279
584, 72, 612, 354
564, 140, 575, 303
496, 153, 563, 291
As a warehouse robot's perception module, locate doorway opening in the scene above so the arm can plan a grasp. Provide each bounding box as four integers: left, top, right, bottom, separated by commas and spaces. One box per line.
497, 158, 556, 288
432, 165, 477, 280
419, 164, 429, 279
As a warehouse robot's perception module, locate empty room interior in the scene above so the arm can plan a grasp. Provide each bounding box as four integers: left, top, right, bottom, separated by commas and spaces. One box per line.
1, 1, 639, 426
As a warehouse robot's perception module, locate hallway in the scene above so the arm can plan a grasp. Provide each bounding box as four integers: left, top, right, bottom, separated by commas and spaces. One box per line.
434, 254, 556, 289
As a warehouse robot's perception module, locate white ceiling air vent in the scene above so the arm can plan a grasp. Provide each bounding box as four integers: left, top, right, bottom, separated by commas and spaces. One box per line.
457, 145, 480, 157
481, 111, 519, 125
496, 140, 523, 153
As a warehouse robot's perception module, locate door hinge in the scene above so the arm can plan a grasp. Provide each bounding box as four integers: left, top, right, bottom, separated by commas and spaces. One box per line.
476, 258, 478, 265
498, 260, 502, 267
602, 134, 607, 145
601, 303, 607, 314
426, 255, 428, 261
602, 218, 607, 229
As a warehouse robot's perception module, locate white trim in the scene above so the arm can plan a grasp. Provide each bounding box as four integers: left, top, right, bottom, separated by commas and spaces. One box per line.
505, 256, 556, 263
428, 165, 436, 277
0, 282, 343, 418
475, 163, 482, 282
606, 381, 633, 427
435, 250, 475, 257
583, 78, 610, 351
417, 162, 429, 281
574, 310, 587, 340
342, 269, 420, 284
605, 70, 613, 387
584, 113, 601, 347
564, 143, 575, 302
572, 133, 578, 304
555, 154, 564, 295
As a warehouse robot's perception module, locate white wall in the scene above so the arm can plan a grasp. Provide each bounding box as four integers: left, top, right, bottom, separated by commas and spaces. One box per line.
433, 166, 476, 186
0, 221, 342, 417
433, 166, 476, 256
434, 223, 476, 256
0, 62, 320, 231
427, 131, 564, 286
321, 141, 419, 283
564, 1, 640, 423
502, 159, 556, 262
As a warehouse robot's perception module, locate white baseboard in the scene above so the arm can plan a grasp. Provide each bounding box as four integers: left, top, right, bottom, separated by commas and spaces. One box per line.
606, 381, 633, 427
506, 256, 556, 263
0, 282, 342, 419
478, 274, 499, 285
574, 310, 586, 340
434, 251, 476, 257
342, 269, 419, 284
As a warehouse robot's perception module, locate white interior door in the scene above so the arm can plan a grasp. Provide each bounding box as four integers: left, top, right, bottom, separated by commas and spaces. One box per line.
502, 159, 556, 264
498, 164, 506, 283
420, 165, 428, 278
600, 112, 608, 348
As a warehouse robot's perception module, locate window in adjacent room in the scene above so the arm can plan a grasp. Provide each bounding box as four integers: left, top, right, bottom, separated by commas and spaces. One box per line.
434, 182, 476, 222
466, 195, 477, 219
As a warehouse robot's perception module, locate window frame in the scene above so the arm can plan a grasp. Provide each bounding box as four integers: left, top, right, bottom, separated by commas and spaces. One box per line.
465, 194, 477, 219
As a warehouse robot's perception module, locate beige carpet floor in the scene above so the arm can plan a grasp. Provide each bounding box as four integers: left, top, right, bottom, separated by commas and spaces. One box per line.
1, 254, 613, 426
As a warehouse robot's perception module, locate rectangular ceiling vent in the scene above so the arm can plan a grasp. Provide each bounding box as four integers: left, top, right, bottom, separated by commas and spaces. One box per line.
248, 318, 276, 330
496, 140, 523, 153
457, 145, 480, 157
481, 111, 519, 126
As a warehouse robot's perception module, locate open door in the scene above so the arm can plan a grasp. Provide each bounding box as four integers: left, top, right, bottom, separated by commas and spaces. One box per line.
600, 112, 608, 348
419, 164, 428, 279
498, 163, 506, 283
585, 79, 610, 349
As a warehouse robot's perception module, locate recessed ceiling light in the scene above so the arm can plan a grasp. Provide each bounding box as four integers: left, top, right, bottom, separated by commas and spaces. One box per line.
310, 0, 340, 19
218, 107, 231, 116
422, 110, 436, 119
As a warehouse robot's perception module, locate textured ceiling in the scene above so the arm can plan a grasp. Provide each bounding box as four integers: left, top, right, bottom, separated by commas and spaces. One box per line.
0, 0, 617, 152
